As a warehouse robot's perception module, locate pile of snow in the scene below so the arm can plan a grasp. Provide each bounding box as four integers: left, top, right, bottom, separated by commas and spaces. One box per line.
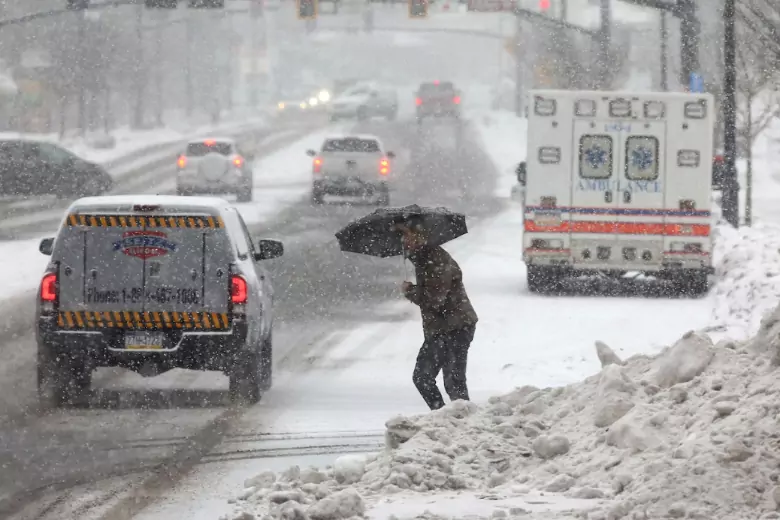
711, 222, 780, 341
225, 308, 780, 520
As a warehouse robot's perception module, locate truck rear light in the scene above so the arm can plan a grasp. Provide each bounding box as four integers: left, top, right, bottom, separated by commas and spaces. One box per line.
622, 247, 636, 261
379, 158, 390, 175
233, 156, 244, 168
177, 155, 187, 169
641, 250, 653, 261
313, 157, 323, 174
41, 273, 58, 303
453, 96, 461, 104
540, 196, 557, 208
680, 199, 696, 211
230, 275, 248, 305
415, 97, 422, 106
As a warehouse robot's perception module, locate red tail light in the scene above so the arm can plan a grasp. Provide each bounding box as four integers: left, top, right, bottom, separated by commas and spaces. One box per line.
379, 158, 390, 175
41, 273, 58, 303
313, 157, 323, 174
230, 275, 248, 305
233, 156, 244, 168
453, 96, 461, 104
415, 97, 422, 106
714, 155, 724, 164
177, 155, 187, 169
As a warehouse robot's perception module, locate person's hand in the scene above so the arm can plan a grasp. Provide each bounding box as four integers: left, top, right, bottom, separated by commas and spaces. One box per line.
401, 281, 414, 294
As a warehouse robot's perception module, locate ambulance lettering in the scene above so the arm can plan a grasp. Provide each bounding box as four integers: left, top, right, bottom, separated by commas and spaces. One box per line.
576, 179, 662, 193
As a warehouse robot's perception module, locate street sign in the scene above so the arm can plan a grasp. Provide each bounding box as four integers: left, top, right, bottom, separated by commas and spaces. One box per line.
689, 72, 704, 93
467, 0, 515, 12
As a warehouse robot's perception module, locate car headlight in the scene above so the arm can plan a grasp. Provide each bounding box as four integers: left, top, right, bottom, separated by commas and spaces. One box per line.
309, 97, 319, 107
300, 102, 307, 109
278, 102, 286, 110
318, 90, 331, 102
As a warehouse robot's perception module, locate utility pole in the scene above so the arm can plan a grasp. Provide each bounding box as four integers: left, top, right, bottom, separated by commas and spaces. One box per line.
721, 0, 739, 227
596, 0, 611, 89
133, 3, 145, 129
677, 0, 700, 89
77, 10, 86, 136
660, 10, 668, 91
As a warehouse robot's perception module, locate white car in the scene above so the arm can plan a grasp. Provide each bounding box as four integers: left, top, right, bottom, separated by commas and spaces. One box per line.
329, 83, 398, 122
176, 137, 254, 202
306, 134, 396, 205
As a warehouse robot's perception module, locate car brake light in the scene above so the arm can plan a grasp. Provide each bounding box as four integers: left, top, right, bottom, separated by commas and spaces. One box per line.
204, 139, 216, 146
177, 155, 187, 169
230, 275, 248, 305
453, 96, 461, 104
713, 155, 724, 164
313, 157, 323, 174
233, 156, 244, 168
41, 273, 57, 303
434, 80, 440, 85
379, 158, 390, 175
415, 97, 422, 106
540, 196, 557, 208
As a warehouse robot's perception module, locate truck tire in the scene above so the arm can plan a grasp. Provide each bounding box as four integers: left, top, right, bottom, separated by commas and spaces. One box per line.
37, 348, 91, 409
259, 335, 273, 391
236, 185, 253, 203
527, 266, 562, 294
229, 350, 262, 405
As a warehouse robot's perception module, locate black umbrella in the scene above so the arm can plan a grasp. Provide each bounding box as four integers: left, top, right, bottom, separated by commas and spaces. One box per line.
335, 204, 468, 258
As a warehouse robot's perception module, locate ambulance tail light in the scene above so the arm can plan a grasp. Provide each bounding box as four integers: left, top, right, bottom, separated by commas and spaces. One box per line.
177, 155, 187, 169
313, 157, 323, 174
379, 158, 390, 176
540, 196, 557, 208
680, 199, 696, 211
40, 272, 58, 312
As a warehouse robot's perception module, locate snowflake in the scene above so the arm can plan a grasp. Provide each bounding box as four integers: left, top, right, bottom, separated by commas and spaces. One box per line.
584, 146, 608, 169
631, 146, 654, 170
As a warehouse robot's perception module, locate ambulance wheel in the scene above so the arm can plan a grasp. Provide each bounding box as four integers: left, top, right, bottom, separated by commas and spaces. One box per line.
259, 335, 273, 392
527, 266, 562, 294
674, 270, 709, 298
37, 348, 91, 409
229, 350, 262, 405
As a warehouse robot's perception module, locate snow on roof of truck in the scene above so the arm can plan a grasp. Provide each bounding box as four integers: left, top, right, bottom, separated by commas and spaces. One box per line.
66, 195, 233, 214
186, 136, 235, 145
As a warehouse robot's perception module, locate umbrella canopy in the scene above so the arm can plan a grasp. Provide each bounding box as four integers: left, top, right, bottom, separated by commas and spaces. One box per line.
335, 204, 468, 258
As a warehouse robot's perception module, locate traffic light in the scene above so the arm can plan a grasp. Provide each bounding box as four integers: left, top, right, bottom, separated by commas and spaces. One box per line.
539, 0, 550, 11
145, 0, 178, 7
409, 0, 427, 18
188, 0, 225, 7
66, 0, 89, 9
250, 0, 264, 18
298, 0, 317, 19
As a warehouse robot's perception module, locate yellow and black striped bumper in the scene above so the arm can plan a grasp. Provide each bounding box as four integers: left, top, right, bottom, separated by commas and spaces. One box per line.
67, 214, 224, 229
56, 311, 231, 330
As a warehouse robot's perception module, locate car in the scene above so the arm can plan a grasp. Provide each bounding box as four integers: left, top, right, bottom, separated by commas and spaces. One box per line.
0, 138, 113, 198
415, 80, 462, 124
307, 135, 396, 205
176, 137, 254, 202
275, 85, 328, 117
329, 82, 398, 122
35, 195, 284, 407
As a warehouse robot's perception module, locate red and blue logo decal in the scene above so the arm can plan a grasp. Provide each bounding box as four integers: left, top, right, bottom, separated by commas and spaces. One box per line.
113, 231, 177, 260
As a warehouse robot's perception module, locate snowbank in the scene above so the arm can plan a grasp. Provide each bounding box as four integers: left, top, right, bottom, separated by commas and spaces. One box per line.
226, 315, 780, 520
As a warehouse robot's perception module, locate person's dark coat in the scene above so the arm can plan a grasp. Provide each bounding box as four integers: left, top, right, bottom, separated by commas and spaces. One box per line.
405, 245, 478, 337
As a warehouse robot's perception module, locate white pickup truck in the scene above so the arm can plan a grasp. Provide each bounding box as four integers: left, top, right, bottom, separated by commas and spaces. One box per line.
306, 135, 396, 205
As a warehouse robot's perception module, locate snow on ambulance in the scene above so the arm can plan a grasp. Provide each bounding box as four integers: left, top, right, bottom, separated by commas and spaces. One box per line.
521, 89, 715, 295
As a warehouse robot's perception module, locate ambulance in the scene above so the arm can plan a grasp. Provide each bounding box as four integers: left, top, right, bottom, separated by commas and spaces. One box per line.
520, 89, 715, 295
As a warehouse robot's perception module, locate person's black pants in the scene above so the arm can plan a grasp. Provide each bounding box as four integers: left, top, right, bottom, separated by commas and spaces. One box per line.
412, 325, 475, 411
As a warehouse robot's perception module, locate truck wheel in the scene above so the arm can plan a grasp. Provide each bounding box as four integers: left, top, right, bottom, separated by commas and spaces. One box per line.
229, 350, 261, 405
37, 348, 91, 409
527, 266, 561, 294
259, 335, 273, 391
236, 185, 253, 203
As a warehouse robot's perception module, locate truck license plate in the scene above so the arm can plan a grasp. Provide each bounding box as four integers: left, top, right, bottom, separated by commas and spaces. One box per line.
124, 331, 165, 350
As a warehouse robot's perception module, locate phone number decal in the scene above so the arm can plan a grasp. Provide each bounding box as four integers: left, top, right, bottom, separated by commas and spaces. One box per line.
86, 287, 201, 305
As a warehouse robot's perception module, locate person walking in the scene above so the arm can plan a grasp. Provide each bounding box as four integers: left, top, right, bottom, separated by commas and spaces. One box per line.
398, 218, 478, 411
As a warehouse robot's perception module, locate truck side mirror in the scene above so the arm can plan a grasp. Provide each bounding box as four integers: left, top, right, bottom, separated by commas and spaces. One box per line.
39, 237, 54, 256
516, 162, 527, 186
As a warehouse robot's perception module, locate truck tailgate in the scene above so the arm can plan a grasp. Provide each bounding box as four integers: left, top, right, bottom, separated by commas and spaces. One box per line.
320, 152, 381, 177
57, 213, 231, 327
